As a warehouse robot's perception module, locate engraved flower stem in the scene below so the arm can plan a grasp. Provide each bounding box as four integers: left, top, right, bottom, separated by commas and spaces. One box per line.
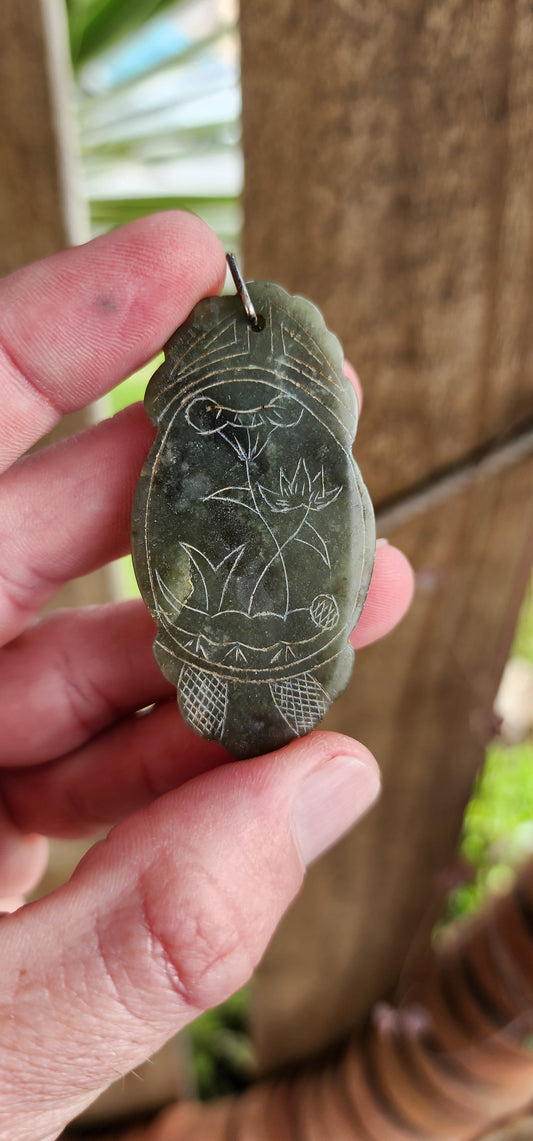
244, 452, 290, 616
248, 506, 311, 618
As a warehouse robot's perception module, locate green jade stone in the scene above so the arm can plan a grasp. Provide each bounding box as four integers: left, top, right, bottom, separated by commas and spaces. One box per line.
131, 281, 375, 760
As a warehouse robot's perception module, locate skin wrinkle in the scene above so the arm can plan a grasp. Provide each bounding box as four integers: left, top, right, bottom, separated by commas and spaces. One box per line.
0, 545, 74, 648
134, 715, 183, 803
57, 640, 128, 743
0, 340, 63, 419
8, 888, 154, 1084
137, 865, 192, 1009
2, 956, 74, 1101
0, 566, 36, 628
94, 908, 153, 1033
137, 847, 257, 1015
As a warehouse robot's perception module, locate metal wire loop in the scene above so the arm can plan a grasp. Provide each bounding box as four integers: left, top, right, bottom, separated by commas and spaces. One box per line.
226, 252, 264, 330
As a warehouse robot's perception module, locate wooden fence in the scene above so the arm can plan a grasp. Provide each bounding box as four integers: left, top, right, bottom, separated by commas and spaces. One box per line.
240, 0, 533, 1074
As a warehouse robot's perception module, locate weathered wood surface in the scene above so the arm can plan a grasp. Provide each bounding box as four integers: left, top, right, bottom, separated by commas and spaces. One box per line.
241, 0, 533, 506
0, 0, 87, 274
251, 437, 533, 1069
0, 0, 110, 607
241, 0, 533, 1072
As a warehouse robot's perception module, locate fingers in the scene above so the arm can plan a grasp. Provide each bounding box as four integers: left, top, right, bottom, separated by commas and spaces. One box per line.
0, 212, 226, 471
351, 542, 415, 650
2, 701, 227, 839
0, 542, 412, 836
0, 404, 153, 643
342, 364, 414, 649
0, 733, 379, 1140
344, 360, 363, 410
0, 404, 412, 649
0, 796, 48, 897
0, 598, 173, 767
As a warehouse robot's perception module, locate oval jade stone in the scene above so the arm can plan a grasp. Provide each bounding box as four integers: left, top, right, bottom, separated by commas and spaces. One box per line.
131, 281, 375, 759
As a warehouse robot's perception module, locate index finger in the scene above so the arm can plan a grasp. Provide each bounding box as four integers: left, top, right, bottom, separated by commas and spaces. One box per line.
0, 212, 226, 472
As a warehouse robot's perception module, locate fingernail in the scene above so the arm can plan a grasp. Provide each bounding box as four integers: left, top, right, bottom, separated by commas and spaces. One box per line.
291, 755, 381, 866
376, 537, 389, 548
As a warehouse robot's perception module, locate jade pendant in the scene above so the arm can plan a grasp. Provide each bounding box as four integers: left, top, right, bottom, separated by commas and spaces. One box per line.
131, 271, 375, 759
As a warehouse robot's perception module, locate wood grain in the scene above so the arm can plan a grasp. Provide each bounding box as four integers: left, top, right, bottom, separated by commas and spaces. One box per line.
241, 0, 533, 1073
241, 0, 533, 506
0, 0, 112, 607
251, 439, 533, 1069
0, 0, 87, 274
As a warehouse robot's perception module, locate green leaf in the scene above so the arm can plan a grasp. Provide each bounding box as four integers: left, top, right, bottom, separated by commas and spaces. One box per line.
88, 196, 241, 246
78, 22, 236, 98
68, 0, 184, 65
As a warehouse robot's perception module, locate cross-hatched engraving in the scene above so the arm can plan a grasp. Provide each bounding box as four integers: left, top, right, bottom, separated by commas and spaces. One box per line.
310, 593, 339, 631
179, 665, 228, 740
270, 672, 329, 735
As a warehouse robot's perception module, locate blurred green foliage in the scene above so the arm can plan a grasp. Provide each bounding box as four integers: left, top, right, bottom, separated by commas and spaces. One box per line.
443, 584, 533, 926
66, 0, 181, 66
513, 581, 533, 661
188, 987, 255, 1100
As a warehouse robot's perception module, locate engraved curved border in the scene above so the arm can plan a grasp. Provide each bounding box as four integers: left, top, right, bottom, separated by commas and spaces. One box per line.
154, 614, 349, 682
140, 287, 373, 686
155, 636, 350, 688
150, 292, 357, 434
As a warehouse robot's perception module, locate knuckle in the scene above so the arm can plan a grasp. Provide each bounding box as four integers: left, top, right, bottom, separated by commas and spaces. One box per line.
59, 648, 118, 740
139, 853, 255, 1013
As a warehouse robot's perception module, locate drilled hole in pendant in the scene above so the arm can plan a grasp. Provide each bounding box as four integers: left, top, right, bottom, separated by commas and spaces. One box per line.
251, 313, 266, 332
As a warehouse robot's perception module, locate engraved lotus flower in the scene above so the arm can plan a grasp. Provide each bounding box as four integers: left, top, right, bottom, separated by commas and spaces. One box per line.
257, 459, 342, 513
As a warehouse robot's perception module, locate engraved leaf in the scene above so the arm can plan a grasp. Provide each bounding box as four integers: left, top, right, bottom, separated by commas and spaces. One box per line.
309, 465, 342, 509
310, 484, 342, 510
290, 458, 312, 499
295, 521, 331, 567
205, 486, 256, 512
180, 542, 245, 614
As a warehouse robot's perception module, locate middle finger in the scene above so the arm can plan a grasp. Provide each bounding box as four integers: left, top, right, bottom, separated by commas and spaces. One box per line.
0, 546, 409, 769
0, 402, 153, 645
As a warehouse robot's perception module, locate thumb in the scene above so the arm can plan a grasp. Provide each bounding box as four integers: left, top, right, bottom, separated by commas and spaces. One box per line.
0, 731, 379, 1141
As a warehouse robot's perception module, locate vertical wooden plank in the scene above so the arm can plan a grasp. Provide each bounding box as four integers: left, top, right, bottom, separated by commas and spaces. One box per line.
0, 0, 87, 271
240, 0, 533, 505
251, 443, 533, 1069
0, 0, 111, 608
240, 0, 533, 1069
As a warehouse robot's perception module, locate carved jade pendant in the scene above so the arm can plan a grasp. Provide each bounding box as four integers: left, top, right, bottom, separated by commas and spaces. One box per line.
131, 277, 375, 759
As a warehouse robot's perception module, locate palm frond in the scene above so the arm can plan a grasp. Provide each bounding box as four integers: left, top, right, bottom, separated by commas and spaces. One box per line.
67, 0, 183, 65
89, 195, 241, 249
70, 0, 242, 251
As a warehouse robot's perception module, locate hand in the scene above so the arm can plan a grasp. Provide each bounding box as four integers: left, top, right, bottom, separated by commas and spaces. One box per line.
0, 213, 413, 1141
